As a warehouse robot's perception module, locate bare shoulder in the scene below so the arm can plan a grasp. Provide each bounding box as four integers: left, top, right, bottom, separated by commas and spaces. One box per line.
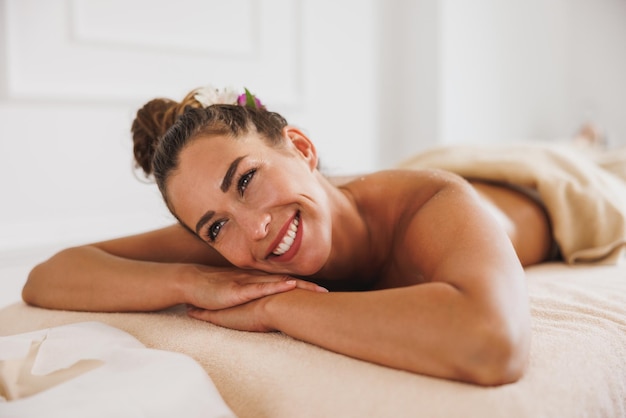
341, 169, 469, 216
398, 173, 523, 285
341, 167, 463, 192
340, 169, 477, 286
342, 169, 522, 288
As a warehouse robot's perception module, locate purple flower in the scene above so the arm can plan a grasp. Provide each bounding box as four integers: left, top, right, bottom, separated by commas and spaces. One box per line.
237, 88, 264, 109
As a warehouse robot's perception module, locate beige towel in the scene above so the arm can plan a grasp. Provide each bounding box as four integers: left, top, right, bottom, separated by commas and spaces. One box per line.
1, 263, 626, 417
397, 143, 626, 264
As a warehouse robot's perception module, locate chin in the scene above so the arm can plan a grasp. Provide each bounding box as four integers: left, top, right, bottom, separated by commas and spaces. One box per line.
262, 255, 326, 277
295, 250, 331, 277
294, 264, 324, 277
267, 263, 322, 277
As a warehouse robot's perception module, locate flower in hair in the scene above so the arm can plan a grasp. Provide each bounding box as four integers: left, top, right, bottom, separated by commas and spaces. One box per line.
193, 86, 239, 107
237, 88, 264, 109
194, 85, 264, 109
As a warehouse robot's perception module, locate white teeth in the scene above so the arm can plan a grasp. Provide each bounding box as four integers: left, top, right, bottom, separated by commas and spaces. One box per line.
272, 216, 299, 256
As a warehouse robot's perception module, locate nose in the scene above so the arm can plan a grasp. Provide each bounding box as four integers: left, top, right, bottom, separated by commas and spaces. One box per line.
240, 210, 271, 241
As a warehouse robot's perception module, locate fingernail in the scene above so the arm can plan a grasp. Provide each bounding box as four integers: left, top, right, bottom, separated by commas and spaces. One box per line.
316, 285, 329, 293
286, 280, 296, 285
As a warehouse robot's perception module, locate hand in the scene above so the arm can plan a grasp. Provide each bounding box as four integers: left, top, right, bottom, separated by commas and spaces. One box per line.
183, 265, 327, 311
186, 297, 274, 332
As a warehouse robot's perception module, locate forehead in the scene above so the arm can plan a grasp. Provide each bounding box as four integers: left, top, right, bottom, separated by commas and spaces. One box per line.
179, 135, 242, 171
179, 132, 276, 164
165, 134, 266, 224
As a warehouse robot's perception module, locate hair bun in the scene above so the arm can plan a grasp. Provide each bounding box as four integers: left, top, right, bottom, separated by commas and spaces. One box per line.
131, 86, 270, 177
131, 98, 183, 176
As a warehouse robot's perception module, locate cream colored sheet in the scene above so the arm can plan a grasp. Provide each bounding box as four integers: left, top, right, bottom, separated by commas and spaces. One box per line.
0, 262, 624, 418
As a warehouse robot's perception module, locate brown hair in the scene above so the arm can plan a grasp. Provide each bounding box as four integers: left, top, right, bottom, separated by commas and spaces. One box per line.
131, 88, 288, 211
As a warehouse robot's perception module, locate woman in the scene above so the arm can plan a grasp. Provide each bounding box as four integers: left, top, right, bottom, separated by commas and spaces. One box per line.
23, 86, 555, 386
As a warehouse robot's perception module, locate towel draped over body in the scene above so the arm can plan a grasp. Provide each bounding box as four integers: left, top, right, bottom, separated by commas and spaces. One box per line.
397, 143, 626, 264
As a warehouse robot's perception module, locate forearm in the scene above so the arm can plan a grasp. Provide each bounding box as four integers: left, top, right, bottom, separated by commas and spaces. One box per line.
262, 284, 530, 385
23, 246, 190, 312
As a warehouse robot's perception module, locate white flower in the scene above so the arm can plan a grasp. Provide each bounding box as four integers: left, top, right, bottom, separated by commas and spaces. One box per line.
193, 85, 240, 107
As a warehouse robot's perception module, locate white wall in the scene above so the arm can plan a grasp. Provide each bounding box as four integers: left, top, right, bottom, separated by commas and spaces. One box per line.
378, 0, 626, 167
566, 0, 626, 147
378, 0, 442, 167
440, 0, 626, 147
1, 0, 624, 307
0, 0, 379, 252
0, 0, 379, 306
440, 0, 571, 144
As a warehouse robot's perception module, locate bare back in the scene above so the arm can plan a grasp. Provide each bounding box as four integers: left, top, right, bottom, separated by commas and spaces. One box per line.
335, 170, 553, 290
470, 181, 554, 266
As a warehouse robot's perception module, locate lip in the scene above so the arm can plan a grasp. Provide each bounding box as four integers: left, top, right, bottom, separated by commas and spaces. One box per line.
265, 211, 302, 262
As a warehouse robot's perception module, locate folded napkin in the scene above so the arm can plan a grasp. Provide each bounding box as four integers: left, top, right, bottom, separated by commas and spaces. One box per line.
0, 321, 235, 418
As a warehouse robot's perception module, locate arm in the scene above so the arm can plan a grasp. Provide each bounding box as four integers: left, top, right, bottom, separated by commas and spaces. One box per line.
189, 178, 531, 385
23, 224, 324, 312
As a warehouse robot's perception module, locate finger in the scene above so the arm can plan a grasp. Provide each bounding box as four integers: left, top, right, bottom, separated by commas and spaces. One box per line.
239, 274, 328, 293
187, 306, 215, 322
187, 306, 228, 327
292, 279, 328, 293
230, 280, 298, 306
187, 305, 270, 332
229, 272, 320, 289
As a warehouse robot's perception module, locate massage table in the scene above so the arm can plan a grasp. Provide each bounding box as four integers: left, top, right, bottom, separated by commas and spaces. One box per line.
1, 143, 625, 416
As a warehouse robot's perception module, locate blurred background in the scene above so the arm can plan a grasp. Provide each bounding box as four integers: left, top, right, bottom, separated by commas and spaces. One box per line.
1, 0, 625, 306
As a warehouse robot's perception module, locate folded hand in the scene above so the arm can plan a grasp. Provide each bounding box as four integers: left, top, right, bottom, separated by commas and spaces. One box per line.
184, 265, 326, 312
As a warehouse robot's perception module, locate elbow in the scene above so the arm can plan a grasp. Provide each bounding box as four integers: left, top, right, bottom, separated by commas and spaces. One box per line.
461, 322, 530, 386
23, 247, 77, 307
468, 339, 528, 387
23, 253, 61, 307
22, 262, 44, 306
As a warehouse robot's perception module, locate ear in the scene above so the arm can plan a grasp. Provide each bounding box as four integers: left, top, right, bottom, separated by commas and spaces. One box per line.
283, 126, 318, 170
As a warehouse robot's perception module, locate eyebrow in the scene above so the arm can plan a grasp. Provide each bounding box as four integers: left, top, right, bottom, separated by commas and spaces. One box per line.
195, 210, 215, 236
221, 156, 246, 192
194, 155, 247, 235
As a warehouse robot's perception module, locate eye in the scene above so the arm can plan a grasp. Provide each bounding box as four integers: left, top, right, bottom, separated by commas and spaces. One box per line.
207, 219, 227, 242
237, 169, 256, 197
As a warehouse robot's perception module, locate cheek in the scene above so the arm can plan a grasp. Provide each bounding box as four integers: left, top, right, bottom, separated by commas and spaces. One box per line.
217, 233, 255, 268
249, 176, 290, 205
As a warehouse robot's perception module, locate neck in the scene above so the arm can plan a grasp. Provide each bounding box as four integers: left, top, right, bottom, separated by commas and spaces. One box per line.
310, 174, 377, 284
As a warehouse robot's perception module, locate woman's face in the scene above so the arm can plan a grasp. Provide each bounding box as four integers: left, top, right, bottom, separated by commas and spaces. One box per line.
167, 127, 333, 276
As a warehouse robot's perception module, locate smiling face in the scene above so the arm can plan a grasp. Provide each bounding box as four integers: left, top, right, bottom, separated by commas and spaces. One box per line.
166, 127, 333, 276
